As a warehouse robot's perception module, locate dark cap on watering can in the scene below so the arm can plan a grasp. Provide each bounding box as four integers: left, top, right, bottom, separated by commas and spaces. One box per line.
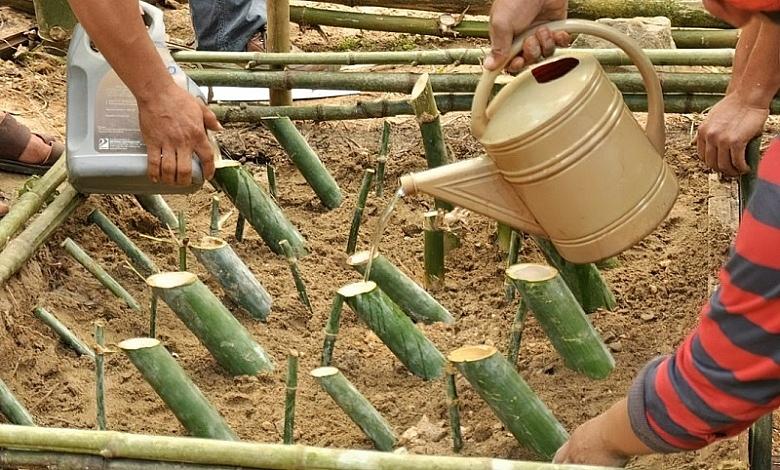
399, 20, 678, 264
66, 1, 211, 195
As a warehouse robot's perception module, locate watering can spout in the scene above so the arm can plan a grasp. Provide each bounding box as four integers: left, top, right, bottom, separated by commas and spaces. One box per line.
399, 157, 546, 236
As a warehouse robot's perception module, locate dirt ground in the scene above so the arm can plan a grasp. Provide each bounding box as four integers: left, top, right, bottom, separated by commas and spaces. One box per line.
0, 4, 776, 469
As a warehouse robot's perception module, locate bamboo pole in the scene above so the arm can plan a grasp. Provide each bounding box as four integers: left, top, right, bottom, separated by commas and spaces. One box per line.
283, 351, 298, 445
177, 211, 188, 271
88, 209, 158, 277
267, 0, 292, 106
507, 264, 615, 379
311, 367, 396, 451
504, 230, 521, 301
749, 413, 773, 470
506, 300, 528, 366
279, 239, 312, 313
347, 250, 453, 324
445, 365, 463, 453
95, 321, 106, 431
264, 117, 343, 210
0, 157, 66, 251
0, 423, 623, 470
61, 237, 141, 311
211, 161, 306, 257
0, 450, 247, 470
739, 137, 763, 213
135, 195, 179, 229
33, 307, 95, 359
449, 345, 568, 459
235, 215, 246, 242
339, 281, 445, 379
189, 236, 273, 321
375, 121, 391, 197
149, 293, 158, 338
424, 211, 445, 291
346, 169, 375, 255
210, 197, 220, 237
0, 183, 85, 284
118, 338, 238, 440
267, 164, 278, 199
0, 379, 34, 426
496, 223, 513, 253
146, 272, 274, 375
320, 294, 344, 367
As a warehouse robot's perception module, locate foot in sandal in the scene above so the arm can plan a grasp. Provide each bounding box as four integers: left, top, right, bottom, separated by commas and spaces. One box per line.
0, 111, 64, 176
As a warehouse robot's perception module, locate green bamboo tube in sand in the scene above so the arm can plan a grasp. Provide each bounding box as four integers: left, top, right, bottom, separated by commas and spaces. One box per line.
346, 169, 375, 255
311, 367, 396, 451
445, 366, 463, 453
424, 211, 445, 291
279, 239, 312, 313
375, 120, 391, 197
95, 321, 106, 430
189, 236, 273, 321
88, 209, 158, 277
506, 300, 528, 366
449, 344, 568, 459
177, 211, 188, 271
135, 195, 178, 229
338, 281, 445, 380
0, 378, 34, 426
33, 307, 94, 359
146, 272, 274, 375
119, 338, 237, 440
347, 250, 453, 324
209, 196, 220, 237
507, 264, 615, 379
283, 351, 298, 445
320, 293, 344, 367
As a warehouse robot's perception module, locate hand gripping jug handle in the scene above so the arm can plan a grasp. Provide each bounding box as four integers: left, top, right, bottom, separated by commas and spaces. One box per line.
470, 19, 666, 154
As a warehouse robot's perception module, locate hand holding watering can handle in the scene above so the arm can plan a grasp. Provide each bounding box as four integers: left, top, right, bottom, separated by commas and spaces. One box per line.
471, 19, 665, 154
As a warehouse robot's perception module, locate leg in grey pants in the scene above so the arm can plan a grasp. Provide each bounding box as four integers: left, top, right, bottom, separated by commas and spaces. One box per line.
189, 0, 267, 51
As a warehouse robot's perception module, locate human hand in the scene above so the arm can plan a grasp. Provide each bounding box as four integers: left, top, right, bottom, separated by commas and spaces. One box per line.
485, 0, 570, 73
696, 93, 768, 176
553, 415, 631, 466
137, 83, 221, 186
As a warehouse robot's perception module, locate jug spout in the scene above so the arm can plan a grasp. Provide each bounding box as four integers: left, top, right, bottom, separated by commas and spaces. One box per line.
399, 157, 546, 236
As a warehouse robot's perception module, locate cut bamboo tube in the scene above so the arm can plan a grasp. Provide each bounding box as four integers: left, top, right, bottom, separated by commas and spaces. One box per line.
264, 117, 343, 209
504, 230, 521, 301
507, 264, 615, 379
235, 215, 246, 242
449, 345, 568, 459
267, 0, 292, 106
311, 367, 396, 451
146, 272, 274, 375
177, 211, 188, 271
533, 237, 616, 313
424, 211, 445, 291
189, 236, 273, 321
266, 164, 278, 199
0, 183, 85, 284
279, 239, 312, 313
212, 161, 306, 257
0, 423, 624, 470
339, 281, 445, 379
347, 250, 453, 324
506, 300, 528, 366
0, 157, 66, 251
33, 306, 94, 359
88, 209, 158, 277
210, 197, 220, 237
61, 237, 141, 311
346, 169, 375, 255
375, 121, 390, 197
750, 413, 773, 470
283, 351, 298, 445
119, 338, 238, 440
0, 379, 34, 426
320, 293, 344, 367
445, 366, 463, 453
135, 195, 178, 229
148, 293, 158, 338
95, 321, 106, 430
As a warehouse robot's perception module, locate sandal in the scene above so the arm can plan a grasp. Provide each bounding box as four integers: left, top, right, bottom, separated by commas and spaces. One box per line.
0, 112, 64, 176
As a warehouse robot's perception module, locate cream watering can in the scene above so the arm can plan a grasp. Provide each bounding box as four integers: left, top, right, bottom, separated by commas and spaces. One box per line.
399, 20, 678, 264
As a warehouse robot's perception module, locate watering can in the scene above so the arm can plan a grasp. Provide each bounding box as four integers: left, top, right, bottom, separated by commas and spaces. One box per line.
399, 20, 678, 264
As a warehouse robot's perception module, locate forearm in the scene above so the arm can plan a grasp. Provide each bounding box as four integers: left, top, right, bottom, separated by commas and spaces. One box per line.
729, 16, 780, 106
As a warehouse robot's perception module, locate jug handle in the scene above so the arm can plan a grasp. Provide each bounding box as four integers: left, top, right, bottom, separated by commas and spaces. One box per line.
471, 19, 665, 154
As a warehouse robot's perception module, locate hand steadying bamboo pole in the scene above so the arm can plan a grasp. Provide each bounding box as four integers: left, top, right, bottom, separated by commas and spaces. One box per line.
146, 272, 274, 375
424, 211, 445, 291
320, 293, 344, 367
95, 321, 106, 430
88, 209, 158, 277
0, 379, 34, 426
339, 281, 445, 379
346, 169, 375, 255
267, 0, 292, 106
347, 250, 453, 324
311, 367, 396, 451
33, 307, 94, 359
444, 365, 463, 453
375, 121, 391, 197
189, 236, 273, 321
283, 351, 298, 445
119, 338, 238, 440
507, 264, 615, 379
279, 239, 312, 313
61, 238, 141, 311
449, 345, 568, 459
135, 195, 178, 229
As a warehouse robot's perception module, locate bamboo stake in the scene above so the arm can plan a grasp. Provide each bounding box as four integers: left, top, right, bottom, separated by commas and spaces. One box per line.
449, 345, 568, 459
507, 264, 615, 379
283, 351, 298, 445
61, 237, 141, 311
445, 365, 463, 453
347, 250, 453, 324
506, 300, 528, 366
135, 195, 178, 229
0, 157, 66, 251
209, 197, 220, 237
496, 224, 512, 253
235, 215, 246, 242
339, 281, 446, 379
279, 239, 312, 313
264, 117, 343, 209
267, 0, 292, 106
375, 121, 391, 197
267, 164, 278, 199
212, 161, 306, 257
0, 183, 85, 284
424, 211, 445, 291
311, 367, 396, 451
750, 413, 773, 470
346, 169, 375, 255
33, 307, 95, 359
177, 211, 188, 271
739, 137, 763, 212
0, 450, 247, 470
88, 209, 158, 277
119, 338, 238, 440
190, 236, 273, 321
321, 293, 344, 367
146, 272, 274, 375
0, 379, 34, 426
504, 230, 521, 301
95, 321, 106, 430
149, 293, 158, 338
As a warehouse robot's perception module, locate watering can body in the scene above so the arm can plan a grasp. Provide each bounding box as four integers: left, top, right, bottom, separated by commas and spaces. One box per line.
400, 20, 678, 264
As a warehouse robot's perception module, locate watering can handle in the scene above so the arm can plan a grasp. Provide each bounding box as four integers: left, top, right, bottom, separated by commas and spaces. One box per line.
471, 19, 665, 154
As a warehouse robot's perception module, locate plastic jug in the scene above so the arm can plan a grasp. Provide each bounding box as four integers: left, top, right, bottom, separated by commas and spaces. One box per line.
66, 1, 205, 194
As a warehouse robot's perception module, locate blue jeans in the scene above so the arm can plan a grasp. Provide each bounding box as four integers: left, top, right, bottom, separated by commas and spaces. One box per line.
189, 0, 266, 52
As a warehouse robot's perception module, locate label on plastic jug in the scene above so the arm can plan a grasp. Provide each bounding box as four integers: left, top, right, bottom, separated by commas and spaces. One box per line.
94, 71, 144, 154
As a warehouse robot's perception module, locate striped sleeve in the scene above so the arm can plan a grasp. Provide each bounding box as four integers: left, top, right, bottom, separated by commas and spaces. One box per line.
627, 138, 780, 453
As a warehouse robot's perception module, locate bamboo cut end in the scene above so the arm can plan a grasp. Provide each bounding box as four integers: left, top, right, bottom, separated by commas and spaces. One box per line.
310, 366, 339, 378
337, 281, 377, 298
214, 160, 241, 169
191, 236, 227, 251
146, 271, 198, 289
410, 72, 431, 100
118, 337, 160, 351
346, 250, 378, 267
506, 263, 558, 282
448, 344, 498, 363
